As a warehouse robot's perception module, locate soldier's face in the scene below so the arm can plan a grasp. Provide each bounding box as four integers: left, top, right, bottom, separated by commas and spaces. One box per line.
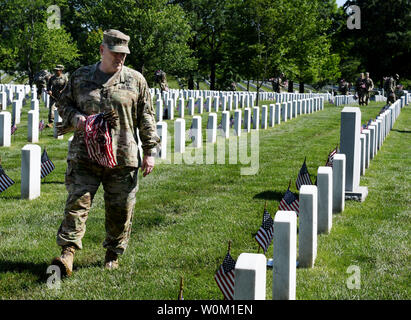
100, 44, 127, 73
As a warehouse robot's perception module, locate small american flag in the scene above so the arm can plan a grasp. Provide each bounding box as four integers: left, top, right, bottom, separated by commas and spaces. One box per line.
229, 116, 234, 128
39, 120, 45, 132
41, 148, 55, 179
214, 252, 236, 300
11, 124, 17, 135
255, 208, 274, 253
84, 113, 117, 168
279, 188, 299, 215
0, 164, 15, 193
325, 145, 339, 167
187, 122, 194, 141
296, 158, 312, 190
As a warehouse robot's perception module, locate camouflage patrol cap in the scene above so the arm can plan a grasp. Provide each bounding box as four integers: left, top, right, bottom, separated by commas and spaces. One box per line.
103, 29, 130, 54
54, 64, 64, 71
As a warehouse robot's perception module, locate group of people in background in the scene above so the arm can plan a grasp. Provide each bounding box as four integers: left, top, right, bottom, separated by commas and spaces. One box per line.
33, 64, 68, 127
338, 72, 404, 107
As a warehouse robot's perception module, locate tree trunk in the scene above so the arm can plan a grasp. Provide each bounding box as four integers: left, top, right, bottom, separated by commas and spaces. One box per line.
188, 75, 194, 90
288, 80, 293, 93
210, 61, 216, 90
299, 82, 304, 93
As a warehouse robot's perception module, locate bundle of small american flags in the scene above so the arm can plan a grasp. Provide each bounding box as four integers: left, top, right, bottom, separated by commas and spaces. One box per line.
84, 113, 117, 168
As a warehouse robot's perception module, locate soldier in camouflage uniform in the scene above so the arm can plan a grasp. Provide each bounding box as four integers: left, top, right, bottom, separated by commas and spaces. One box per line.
51, 29, 160, 276
270, 73, 286, 93
356, 73, 366, 106
338, 79, 349, 95
154, 69, 169, 93
364, 72, 374, 106
47, 65, 68, 127
33, 69, 51, 99
384, 74, 399, 105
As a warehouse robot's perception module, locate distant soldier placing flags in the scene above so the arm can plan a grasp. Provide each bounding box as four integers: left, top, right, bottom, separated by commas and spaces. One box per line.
47, 64, 68, 127
51, 29, 160, 277
154, 69, 169, 93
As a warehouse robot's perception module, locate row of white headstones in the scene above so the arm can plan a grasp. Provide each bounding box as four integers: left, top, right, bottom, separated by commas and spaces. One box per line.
154, 96, 326, 158
233, 94, 409, 300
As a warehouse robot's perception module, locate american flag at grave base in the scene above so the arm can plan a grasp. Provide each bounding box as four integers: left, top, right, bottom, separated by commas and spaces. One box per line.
325, 145, 339, 167
296, 158, 312, 190
39, 119, 45, 131
255, 208, 274, 254
11, 124, 17, 135
0, 164, 15, 193
214, 252, 236, 300
278, 188, 299, 216
41, 148, 55, 179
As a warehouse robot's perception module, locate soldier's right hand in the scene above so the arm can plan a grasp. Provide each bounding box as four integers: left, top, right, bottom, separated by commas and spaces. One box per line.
76, 116, 87, 131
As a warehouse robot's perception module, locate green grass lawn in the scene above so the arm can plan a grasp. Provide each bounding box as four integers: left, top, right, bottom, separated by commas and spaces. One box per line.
0, 97, 409, 300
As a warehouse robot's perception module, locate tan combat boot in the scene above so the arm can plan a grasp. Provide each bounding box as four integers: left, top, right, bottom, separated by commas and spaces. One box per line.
104, 250, 119, 270
51, 245, 76, 277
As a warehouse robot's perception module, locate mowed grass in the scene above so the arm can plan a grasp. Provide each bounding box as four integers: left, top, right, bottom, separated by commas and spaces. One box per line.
0, 97, 409, 300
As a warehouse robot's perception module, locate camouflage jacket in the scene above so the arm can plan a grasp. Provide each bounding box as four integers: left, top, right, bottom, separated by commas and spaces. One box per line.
47, 74, 68, 100
57, 62, 160, 168
356, 78, 366, 92
34, 70, 51, 88
384, 77, 396, 93
364, 78, 374, 91
338, 82, 349, 95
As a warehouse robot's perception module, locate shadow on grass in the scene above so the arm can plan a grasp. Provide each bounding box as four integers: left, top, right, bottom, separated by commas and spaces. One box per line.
42, 181, 64, 185
0, 258, 102, 284
0, 195, 21, 200
392, 129, 410, 134
0, 260, 50, 282
253, 190, 284, 201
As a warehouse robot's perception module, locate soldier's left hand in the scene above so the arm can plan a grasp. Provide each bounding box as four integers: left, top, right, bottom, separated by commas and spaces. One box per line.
141, 155, 155, 177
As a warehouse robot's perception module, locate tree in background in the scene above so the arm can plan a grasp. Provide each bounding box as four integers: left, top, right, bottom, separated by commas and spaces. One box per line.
68, 0, 197, 86
0, 0, 79, 85
338, 0, 410, 88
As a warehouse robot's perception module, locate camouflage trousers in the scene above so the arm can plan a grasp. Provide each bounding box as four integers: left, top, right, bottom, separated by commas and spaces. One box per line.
48, 98, 57, 124
357, 91, 365, 105
387, 91, 396, 105
57, 160, 139, 255
364, 91, 371, 105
